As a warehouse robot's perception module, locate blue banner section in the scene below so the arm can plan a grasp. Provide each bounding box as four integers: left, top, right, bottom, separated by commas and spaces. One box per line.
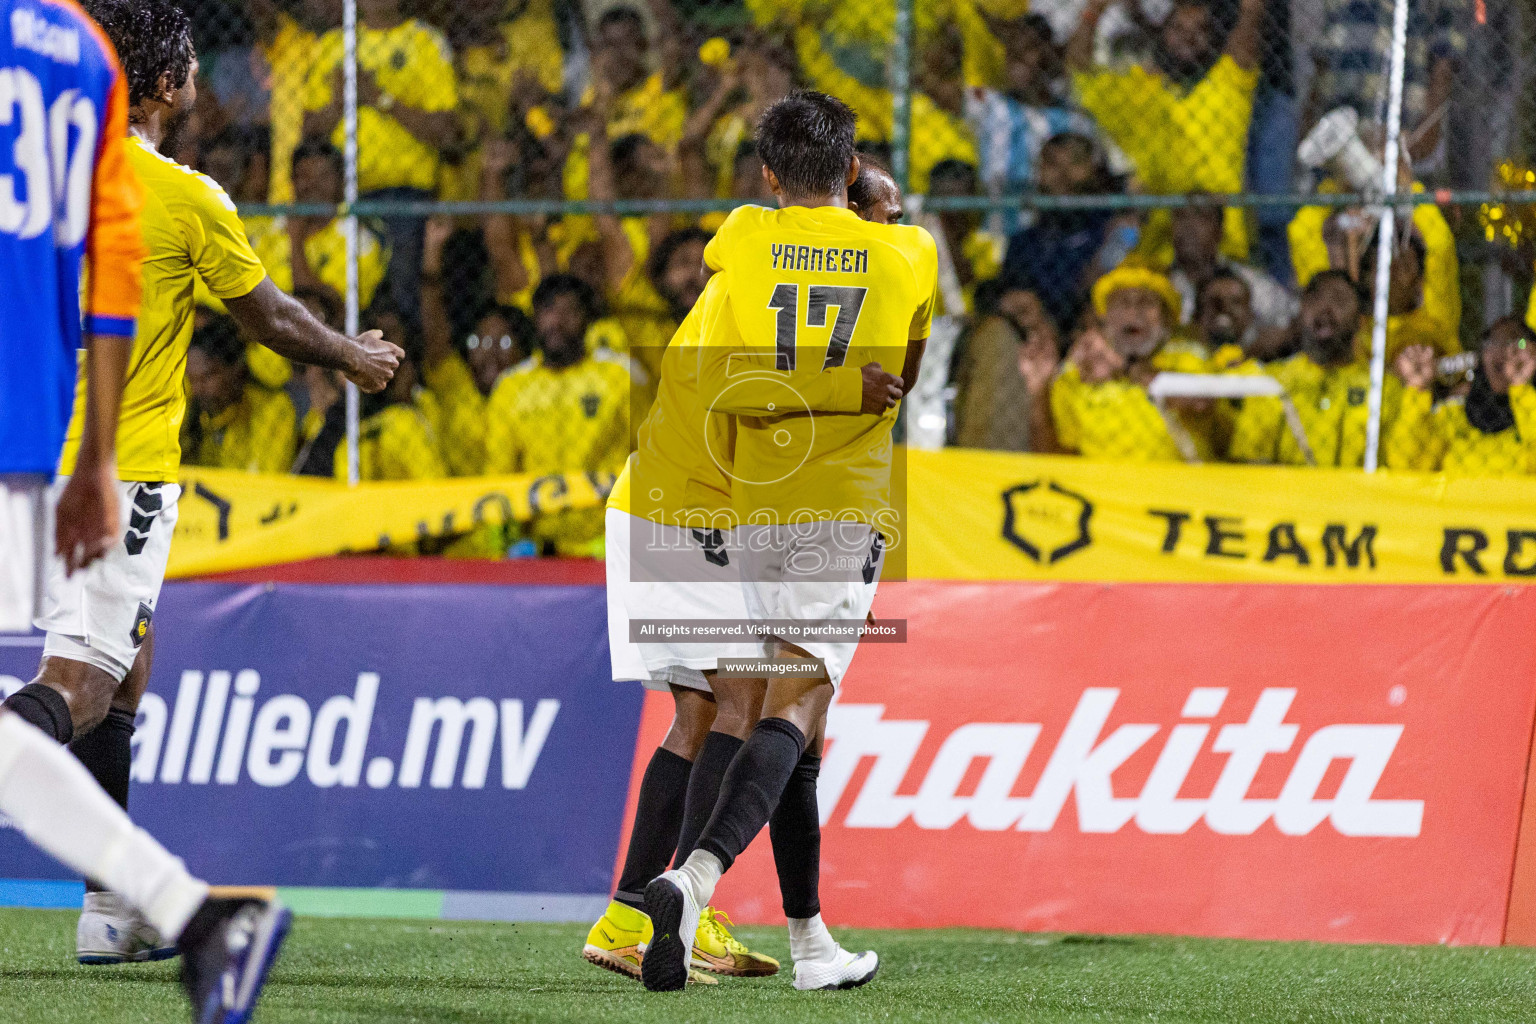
0, 582, 634, 896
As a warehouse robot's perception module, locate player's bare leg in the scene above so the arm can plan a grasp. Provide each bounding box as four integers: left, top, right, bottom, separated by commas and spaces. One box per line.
585, 685, 718, 982
643, 650, 831, 991
3, 654, 119, 743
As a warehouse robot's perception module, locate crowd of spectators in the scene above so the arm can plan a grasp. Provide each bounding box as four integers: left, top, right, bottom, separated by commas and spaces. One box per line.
169, 0, 1532, 554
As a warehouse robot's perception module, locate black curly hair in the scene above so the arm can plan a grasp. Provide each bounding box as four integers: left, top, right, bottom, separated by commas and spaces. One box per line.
83, 0, 194, 110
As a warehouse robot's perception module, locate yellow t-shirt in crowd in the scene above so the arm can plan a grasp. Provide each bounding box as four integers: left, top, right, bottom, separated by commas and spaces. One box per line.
749, 0, 1004, 88
305, 20, 458, 193
266, 14, 322, 204
186, 384, 297, 474
1386, 385, 1536, 476
422, 351, 489, 477
334, 402, 447, 481
484, 353, 633, 552
1074, 55, 1258, 260
1050, 343, 1217, 462
1228, 354, 1403, 468
793, 27, 977, 193
60, 137, 268, 482
701, 204, 937, 523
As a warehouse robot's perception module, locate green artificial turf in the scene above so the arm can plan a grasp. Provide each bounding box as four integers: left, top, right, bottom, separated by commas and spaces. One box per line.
3, 908, 1536, 1023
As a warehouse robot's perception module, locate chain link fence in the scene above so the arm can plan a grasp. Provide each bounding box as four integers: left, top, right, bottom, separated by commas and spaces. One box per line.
173, 0, 1536, 554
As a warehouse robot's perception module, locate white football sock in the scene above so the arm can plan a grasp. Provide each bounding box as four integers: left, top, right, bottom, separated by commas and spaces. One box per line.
788, 913, 837, 963
0, 711, 208, 940
676, 849, 723, 907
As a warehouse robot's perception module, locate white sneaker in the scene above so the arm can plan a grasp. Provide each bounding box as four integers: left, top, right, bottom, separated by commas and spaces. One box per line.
793, 947, 879, 991
76, 891, 179, 965
639, 870, 703, 992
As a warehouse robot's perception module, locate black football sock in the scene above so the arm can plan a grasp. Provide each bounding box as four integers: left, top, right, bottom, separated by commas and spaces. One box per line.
696, 717, 806, 873
69, 706, 135, 894
3, 682, 73, 743
769, 752, 822, 920
672, 731, 743, 868
613, 747, 692, 911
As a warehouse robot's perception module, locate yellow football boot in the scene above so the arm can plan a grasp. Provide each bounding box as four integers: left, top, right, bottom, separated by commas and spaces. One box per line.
582, 901, 718, 984
690, 907, 780, 977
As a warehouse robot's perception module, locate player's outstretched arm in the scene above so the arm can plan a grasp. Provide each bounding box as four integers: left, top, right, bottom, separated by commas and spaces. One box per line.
224, 278, 403, 393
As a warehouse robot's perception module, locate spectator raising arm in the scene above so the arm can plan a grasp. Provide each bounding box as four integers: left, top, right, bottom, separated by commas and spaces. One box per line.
420, 215, 457, 375
1065, 0, 1112, 73
481, 138, 552, 304
584, 82, 640, 297
1224, 0, 1266, 73
680, 66, 741, 201
224, 279, 403, 393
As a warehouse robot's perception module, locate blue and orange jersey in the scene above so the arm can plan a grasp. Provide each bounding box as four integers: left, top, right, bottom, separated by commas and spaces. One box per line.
0, 0, 144, 475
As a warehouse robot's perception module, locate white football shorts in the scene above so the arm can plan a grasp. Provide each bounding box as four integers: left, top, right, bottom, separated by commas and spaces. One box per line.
34, 478, 180, 682
735, 521, 884, 690
605, 508, 758, 692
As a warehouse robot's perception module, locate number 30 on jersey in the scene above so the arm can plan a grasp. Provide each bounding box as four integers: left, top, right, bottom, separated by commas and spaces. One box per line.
0, 65, 97, 246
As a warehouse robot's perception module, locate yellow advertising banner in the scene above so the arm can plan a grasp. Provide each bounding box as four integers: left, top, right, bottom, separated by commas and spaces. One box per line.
168, 467, 610, 578
169, 452, 1536, 584
904, 449, 1536, 584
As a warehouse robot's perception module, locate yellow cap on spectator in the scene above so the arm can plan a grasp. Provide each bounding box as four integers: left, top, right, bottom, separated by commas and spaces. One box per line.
1091, 264, 1182, 321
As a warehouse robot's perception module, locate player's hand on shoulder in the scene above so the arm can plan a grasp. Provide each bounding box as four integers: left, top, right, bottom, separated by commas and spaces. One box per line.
346, 329, 404, 393
860, 361, 904, 414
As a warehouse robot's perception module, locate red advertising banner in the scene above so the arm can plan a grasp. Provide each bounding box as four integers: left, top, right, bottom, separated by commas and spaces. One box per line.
705, 581, 1536, 945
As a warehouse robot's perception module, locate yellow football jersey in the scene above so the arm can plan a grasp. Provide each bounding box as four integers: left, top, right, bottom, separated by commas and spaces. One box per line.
60, 137, 268, 481
1228, 355, 1403, 468
485, 353, 632, 552
612, 273, 867, 528
1386, 385, 1536, 476
701, 205, 937, 523
333, 402, 447, 481
305, 20, 458, 193
186, 384, 297, 474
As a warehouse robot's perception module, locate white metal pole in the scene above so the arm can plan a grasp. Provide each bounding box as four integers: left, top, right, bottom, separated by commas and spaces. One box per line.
343, 0, 361, 486
1363, 0, 1410, 473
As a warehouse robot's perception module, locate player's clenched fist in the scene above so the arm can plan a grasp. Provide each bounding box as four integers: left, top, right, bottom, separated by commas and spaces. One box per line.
860, 362, 904, 414
345, 329, 404, 393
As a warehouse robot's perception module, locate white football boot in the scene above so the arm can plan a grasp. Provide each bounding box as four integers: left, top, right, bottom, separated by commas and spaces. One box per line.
640, 870, 704, 992
793, 946, 879, 991
76, 890, 179, 964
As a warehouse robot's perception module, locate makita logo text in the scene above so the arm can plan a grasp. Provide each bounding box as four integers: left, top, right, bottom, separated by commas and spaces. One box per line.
820, 688, 1423, 837
116, 671, 559, 791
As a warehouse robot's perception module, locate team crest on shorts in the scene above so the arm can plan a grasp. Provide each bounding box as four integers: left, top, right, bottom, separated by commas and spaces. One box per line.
130, 603, 152, 648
